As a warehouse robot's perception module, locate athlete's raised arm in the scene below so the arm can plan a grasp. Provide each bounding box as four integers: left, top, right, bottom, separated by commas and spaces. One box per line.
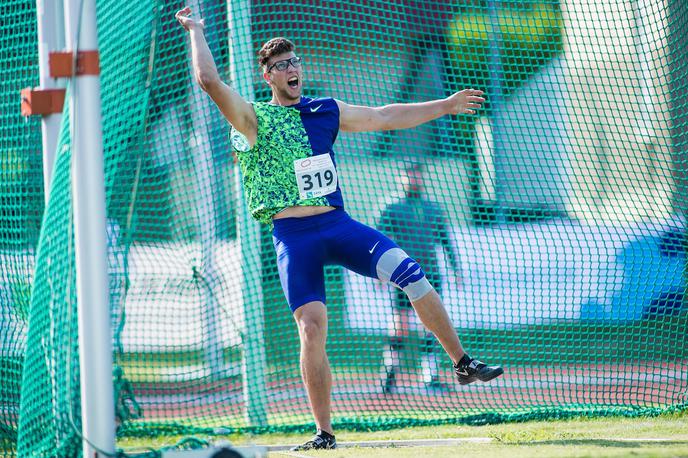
176, 7, 257, 145
336, 89, 485, 133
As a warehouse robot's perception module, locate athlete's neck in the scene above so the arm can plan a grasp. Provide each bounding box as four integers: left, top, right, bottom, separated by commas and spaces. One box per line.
269, 94, 301, 106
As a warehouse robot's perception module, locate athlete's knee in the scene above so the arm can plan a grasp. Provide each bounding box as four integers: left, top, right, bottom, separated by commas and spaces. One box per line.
375, 248, 433, 301
294, 304, 327, 343
297, 320, 326, 346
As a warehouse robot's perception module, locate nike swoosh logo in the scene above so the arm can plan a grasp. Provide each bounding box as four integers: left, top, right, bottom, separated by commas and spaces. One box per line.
457, 369, 469, 376
310, 104, 323, 112
368, 241, 380, 254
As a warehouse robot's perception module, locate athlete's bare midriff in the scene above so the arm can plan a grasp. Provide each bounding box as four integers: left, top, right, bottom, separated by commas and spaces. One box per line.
273, 205, 336, 220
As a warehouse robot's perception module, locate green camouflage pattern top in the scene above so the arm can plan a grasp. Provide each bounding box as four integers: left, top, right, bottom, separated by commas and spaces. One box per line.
230, 97, 343, 224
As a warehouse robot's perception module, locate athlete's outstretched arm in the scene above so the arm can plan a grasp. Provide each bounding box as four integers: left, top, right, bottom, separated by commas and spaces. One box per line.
176, 7, 257, 144
336, 89, 485, 133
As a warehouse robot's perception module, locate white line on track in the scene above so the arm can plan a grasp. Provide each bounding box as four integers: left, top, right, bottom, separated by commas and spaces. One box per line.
272, 451, 311, 458
266, 437, 493, 451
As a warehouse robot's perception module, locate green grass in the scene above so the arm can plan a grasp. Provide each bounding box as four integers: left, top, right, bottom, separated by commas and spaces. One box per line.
0, 441, 14, 458
294, 441, 688, 458
115, 411, 688, 458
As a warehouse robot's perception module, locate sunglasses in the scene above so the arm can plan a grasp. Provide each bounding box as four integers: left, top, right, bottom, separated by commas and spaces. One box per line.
267, 56, 302, 73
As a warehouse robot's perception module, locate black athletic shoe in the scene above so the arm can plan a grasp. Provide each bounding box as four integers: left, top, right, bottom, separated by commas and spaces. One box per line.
290, 430, 337, 451
454, 358, 503, 385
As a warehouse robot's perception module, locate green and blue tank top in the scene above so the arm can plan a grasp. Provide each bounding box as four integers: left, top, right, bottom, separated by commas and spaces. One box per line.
230, 96, 344, 224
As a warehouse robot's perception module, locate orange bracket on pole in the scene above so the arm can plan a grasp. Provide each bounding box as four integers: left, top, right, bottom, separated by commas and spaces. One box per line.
21, 87, 66, 116
20, 50, 100, 117
49, 50, 100, 77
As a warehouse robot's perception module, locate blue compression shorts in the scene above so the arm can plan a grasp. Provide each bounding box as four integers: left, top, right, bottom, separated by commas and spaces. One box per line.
272, 208, 400, 312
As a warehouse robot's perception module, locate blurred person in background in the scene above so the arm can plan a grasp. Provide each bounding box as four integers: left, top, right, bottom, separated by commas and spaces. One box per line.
378, 162, 462, 393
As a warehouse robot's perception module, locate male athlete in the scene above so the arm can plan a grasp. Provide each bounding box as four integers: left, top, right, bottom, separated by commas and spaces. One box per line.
176, 7, 503, 451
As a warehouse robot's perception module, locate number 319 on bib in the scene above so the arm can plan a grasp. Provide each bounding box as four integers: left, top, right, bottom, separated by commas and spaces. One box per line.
294, 155, 338, 200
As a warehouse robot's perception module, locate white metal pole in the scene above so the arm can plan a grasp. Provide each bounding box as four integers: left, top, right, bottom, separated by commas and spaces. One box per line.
64, 0, 115, 456
228, 0, 268, 426
35, 0, 65, 202
631, 0, 658, 161
33, 0, 67, 437
487, 0, 507, 224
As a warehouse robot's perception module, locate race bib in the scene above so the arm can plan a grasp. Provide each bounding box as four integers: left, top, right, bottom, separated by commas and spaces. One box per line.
294, 154, 338, 200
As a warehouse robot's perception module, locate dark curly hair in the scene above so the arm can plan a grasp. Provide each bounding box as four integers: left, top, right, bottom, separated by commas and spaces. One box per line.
257, 37, 295, 69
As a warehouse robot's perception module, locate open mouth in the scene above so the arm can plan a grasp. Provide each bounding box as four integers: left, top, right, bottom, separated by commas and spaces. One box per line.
288, 76, 299, 89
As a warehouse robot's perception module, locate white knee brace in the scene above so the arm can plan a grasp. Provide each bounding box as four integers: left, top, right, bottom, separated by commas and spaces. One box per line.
375, 248, 433, 302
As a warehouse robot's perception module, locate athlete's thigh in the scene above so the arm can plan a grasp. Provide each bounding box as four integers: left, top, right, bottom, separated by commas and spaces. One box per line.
273, 232, 326, 312
324, 214, 398, 279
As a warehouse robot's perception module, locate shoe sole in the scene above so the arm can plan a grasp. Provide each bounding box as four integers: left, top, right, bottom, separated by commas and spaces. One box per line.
458, 367, 504, 385
291, 444, 337, 451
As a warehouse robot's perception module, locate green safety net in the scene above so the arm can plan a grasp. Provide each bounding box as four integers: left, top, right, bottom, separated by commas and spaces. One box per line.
2, 0, 688, 456
1, 1, 43, 457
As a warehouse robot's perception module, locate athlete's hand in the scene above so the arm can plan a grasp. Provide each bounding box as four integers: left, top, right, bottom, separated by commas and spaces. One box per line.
445, 89, 485, 115
175, 7, 205, 32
